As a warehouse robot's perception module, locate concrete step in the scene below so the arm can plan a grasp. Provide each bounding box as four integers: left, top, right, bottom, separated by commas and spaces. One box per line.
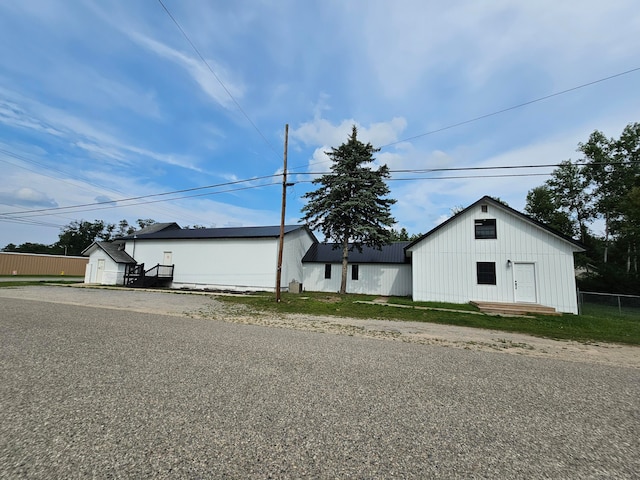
470, 301, 560, 316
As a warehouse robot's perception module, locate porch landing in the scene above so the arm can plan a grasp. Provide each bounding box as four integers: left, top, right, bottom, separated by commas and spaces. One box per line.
470, 301, 560, 316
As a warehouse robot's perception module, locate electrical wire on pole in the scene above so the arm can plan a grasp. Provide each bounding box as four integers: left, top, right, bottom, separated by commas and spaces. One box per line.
276, 124, 289, 302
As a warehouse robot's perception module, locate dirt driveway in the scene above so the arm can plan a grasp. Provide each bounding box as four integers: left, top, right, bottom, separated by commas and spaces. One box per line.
1, 284, 638, 369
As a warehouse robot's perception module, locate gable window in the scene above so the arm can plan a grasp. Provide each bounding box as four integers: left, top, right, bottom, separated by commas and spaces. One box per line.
481, 204, 488, 213
324, 264, 332, 279
477, 262, 496, 285
475, 219, 497, 239
351, 264, 359, 281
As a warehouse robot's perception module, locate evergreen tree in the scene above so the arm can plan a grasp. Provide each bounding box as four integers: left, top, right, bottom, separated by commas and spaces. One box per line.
301, 126, 396, 293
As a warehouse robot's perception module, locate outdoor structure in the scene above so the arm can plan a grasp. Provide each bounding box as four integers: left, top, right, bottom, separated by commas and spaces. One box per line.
0, 252, 88, 276
302, 242, 412, 296
81, 197, 584, 313
82, 241, 136, 285
84, 224, 317, 291
405, 196, 585, 314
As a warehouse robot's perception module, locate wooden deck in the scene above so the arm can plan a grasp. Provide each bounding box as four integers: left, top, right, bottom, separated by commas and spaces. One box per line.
470, 301, 560, 316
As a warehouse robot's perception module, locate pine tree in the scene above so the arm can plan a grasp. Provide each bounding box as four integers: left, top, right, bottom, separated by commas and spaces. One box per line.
301, 125, 396, 293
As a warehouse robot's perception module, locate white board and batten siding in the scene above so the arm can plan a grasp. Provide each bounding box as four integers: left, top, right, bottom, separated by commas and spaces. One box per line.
407, 200, 582, 314
125, 228, 315, 292
303, 263, 412, 296
281, 227, 316, 290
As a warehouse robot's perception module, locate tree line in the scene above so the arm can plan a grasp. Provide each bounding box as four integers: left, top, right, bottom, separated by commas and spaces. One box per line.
524, 122, 640, 294
2, 218, 157, 256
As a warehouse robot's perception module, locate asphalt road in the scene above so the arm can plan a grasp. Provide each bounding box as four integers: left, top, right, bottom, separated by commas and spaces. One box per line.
1, 297, 638, 478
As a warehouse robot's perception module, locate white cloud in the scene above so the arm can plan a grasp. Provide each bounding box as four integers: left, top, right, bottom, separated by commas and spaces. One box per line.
130, 33, 244, 110
0, 187, 57, 208
355, 0, 640, 99
290, 116, 408, 154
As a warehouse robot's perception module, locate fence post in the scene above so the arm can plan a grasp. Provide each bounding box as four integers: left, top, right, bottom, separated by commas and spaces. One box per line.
618, 295, 622, 315
576, 287, 581, 316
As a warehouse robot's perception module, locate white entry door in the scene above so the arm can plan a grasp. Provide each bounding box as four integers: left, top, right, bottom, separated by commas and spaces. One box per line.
514, 263, 536, 303
163, 251, 173, 265
96, 259, 105, 284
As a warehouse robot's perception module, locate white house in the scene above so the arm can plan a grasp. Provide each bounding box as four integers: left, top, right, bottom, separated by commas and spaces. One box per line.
405, 196, 585, 314
302, 242, 412, 296
118, 224, 316, 291
82, 241, 136, 285
82, 197, 585, 314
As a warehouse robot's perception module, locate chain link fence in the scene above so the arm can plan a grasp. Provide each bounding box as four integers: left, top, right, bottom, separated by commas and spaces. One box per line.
578, 290, 640, 318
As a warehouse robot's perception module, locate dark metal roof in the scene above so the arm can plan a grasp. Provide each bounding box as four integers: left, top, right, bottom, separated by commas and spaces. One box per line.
133, 222, 181, 235
302, 242, 411, 264
405, 195, 585, 252
126, 225, 310, 241
82, 241, 136, 264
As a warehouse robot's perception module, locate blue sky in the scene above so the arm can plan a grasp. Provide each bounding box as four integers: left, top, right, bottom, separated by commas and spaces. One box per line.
1, 0, 639, 248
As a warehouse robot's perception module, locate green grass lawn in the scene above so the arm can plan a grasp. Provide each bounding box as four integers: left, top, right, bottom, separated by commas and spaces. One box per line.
216, 291, 640, 346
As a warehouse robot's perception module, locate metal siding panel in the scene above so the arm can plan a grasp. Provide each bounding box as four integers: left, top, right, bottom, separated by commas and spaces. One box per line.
0, 253, 88, 275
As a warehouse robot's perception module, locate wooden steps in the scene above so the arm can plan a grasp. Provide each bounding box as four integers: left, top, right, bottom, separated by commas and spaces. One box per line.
470, 301, 560, 316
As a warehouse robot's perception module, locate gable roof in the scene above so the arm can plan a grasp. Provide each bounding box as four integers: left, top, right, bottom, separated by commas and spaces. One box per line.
405, 195, 585, 252
133, 222, 181, 235
123, 225, 313, 241
302, 242, 411, 264
82, 241, 136, 264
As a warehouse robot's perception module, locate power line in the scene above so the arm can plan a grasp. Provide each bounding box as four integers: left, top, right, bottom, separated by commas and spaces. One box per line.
4, 157, 635, 220
0, 174, 282, 217
157, 0, 280, 160
298, 159, 640, 178
294, 172, 552, 185
288, 66, 640, 172
389, 173, 553, 181
0, 147, 214, 227
0, 216, 65, 228
0, 181, 281, 221
379, 66, 640, 149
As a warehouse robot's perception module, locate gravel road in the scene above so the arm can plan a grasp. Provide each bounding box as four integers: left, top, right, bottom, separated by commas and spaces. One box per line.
1, 285, 638, 369
1, 286, 639, 478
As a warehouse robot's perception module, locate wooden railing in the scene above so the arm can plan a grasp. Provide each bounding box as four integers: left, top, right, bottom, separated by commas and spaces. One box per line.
124, 263, 174, 287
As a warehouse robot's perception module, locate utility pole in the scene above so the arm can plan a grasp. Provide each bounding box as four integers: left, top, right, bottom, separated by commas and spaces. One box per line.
275, 124, 289, 302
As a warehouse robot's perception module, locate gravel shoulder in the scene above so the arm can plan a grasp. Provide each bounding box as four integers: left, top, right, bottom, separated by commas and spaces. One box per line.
1, 284, 638, 369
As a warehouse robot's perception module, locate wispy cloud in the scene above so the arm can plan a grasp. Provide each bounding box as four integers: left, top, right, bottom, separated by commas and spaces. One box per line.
130, 33, 244, 111
0, 1, 638, 247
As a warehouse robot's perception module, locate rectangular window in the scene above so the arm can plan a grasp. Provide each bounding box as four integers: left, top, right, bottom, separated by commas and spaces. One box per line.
481, 204, 488, 213
351, 264, 359, 281
324, 264, 331, 279
477, 262, 496, 285
475, 219, 497, 239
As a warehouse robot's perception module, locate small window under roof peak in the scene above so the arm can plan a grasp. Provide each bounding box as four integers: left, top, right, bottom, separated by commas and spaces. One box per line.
481, 204, 488, 213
